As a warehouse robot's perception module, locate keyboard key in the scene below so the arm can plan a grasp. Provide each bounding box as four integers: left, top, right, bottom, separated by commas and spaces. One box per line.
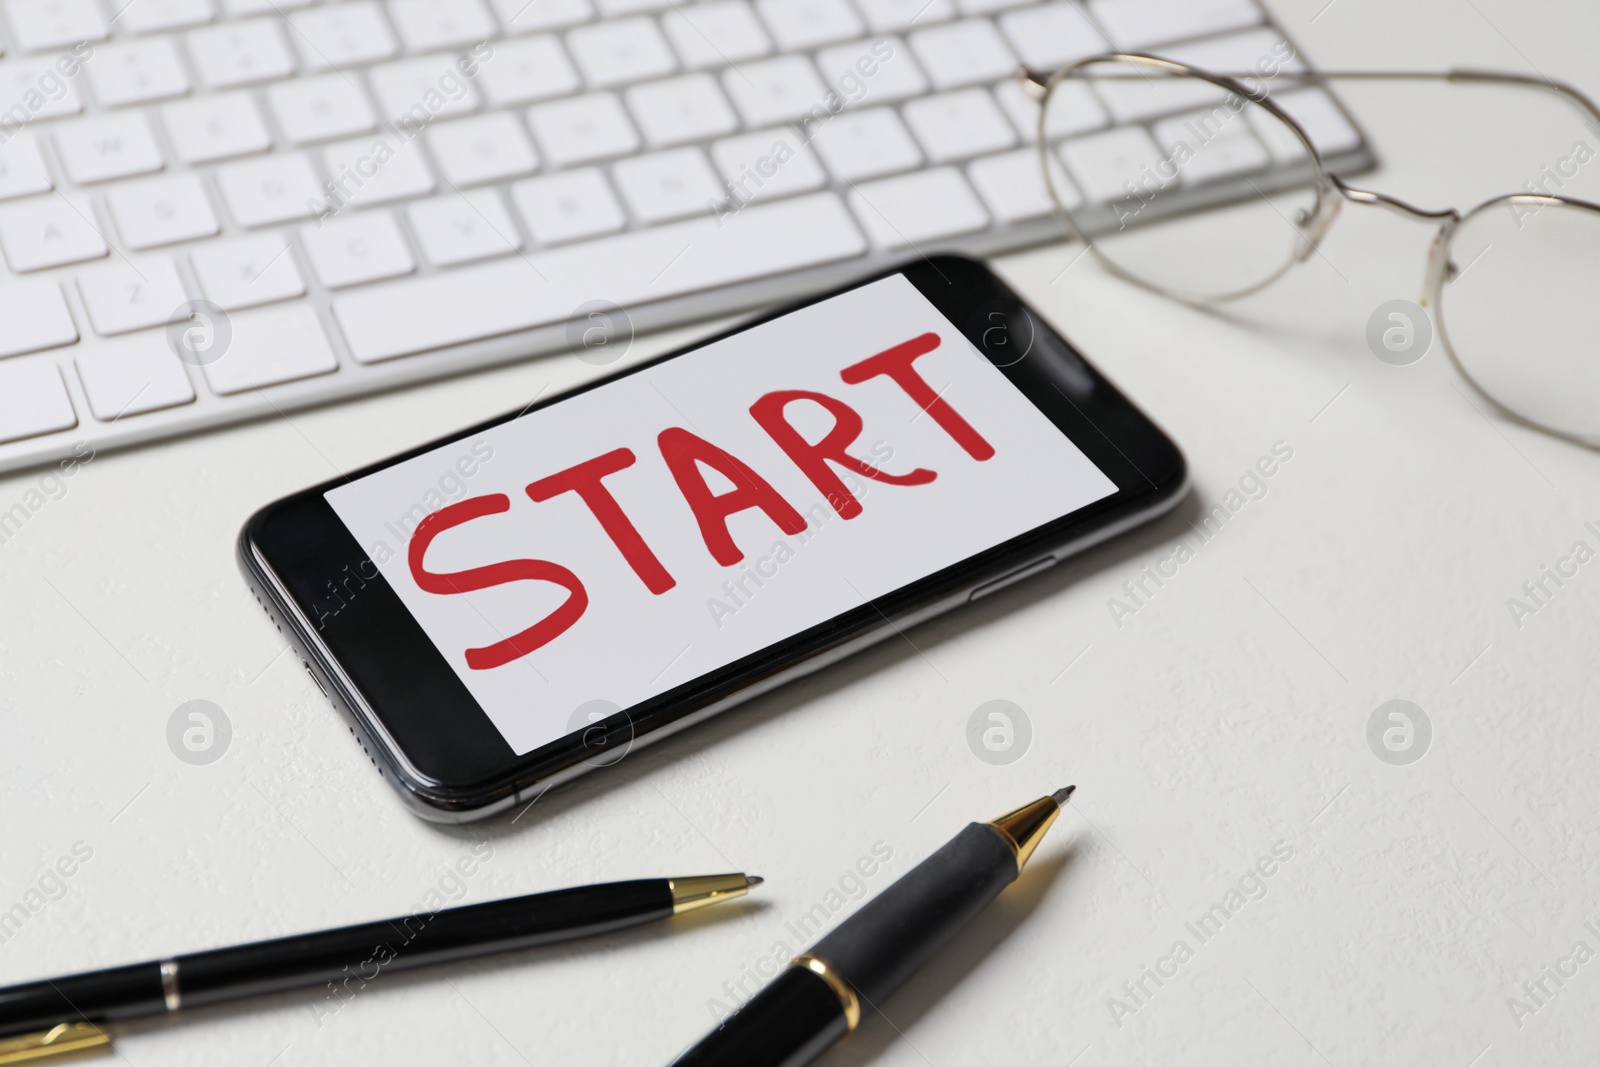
567, 17, 676, 89
526, 92, 639, 165
321, 134, 435, 207
612, 146, 722, 223
661, 1, 771, 69
82, 38, 191, 105
908, 19, 1016, 89
1088, 0, 1261, 50
0, 357, 76, 444
191, 233, 306, 309
162, 92, 272, 163
77, 257, 189, 335
1092, 63, 1226, 124
814, 37, 925, 104
55, 113, 164, 184
756, 0, 863, 50
116, 0, 216, 33
0, 57, 84, 121
1152, 110, 1268, 184
76, 332, 197, 420
810, 106, 922, 181
1245, 103, 1305, 165
476, 35, 580, 104
1057, 124, 1169, 203
710, 127, 825, 203
220, 0, 311, 12
722, 55, 827, 126
301, 210, 415, 288
954, 0, 1029, 14
1264, 88, 1362, 159
0, 278, 78, 356
215, 152, 323, 226
1163, 26, 1302, 75
267, 74, 378, 143
853, 0, 952, 32
488, 0, 593, 33
186, 18, 295, 88
626, 73, 737, 148
426, 113, 539, 185
369, 54, 483, 123
0, 132, 52, 200
993, 77, 1106, 142
335, 191, 866, 362
201, 303, 338, 394
107, 173, 220, 249
968, 147, 1080, 223
904, 88, 1015, 162
847, 166, 989, 249
408, 188, 522, 265
998, 3, 1108, 70
288, 2, 398, 70
594, 0, 670, 15
0, 195, 108, 271
388, 0, 496, 51
511, 167, 624, 244
106, 175, 217, 251
5, 0, 107, 52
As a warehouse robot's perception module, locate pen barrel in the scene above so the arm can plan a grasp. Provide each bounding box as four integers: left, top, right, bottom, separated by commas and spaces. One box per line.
0, 964, 166, 1036
177, 879, 675, 1008
810, 822, 1016, 1006
671, 967, 850, 1067
671, 823, 1018, 1067
0, 880, 674, 1037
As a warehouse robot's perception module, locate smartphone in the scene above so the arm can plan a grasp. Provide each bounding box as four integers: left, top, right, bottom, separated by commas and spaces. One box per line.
240, 256, 1186, 822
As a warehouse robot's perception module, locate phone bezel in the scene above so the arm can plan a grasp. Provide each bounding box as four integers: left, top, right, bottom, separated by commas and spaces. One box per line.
240, 255, 1186, 821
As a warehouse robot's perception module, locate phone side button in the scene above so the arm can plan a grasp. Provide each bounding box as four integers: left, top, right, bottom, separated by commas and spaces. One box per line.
968, 556, 1059, 603
304, 662, 328, 697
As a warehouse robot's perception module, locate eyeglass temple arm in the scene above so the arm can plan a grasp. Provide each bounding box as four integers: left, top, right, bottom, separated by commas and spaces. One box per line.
1015, 63, 1600, 128
1195, 68, 1600, 131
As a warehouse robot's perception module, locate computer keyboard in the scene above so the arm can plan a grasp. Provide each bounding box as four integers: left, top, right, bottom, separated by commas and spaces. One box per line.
0, 0, 1371, 475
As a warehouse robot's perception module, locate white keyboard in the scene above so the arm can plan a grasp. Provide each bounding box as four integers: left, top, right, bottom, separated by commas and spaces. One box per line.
0, 0, 1369, 474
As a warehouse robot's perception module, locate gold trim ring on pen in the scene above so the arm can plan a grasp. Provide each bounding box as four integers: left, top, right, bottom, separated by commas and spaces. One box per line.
792, 954, 860, 1031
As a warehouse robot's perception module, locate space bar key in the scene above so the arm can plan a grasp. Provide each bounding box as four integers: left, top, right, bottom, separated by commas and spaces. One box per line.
333, 193, 868, 364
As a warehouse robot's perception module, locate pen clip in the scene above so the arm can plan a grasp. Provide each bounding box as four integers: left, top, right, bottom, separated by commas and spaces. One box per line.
0, 1023, 110, 1064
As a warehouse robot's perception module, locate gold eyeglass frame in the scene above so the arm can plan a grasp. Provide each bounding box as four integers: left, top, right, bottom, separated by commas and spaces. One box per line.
1016, 56, 1600, 448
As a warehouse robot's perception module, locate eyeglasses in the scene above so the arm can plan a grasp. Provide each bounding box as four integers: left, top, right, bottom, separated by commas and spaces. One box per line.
1016, 56, 1600, 448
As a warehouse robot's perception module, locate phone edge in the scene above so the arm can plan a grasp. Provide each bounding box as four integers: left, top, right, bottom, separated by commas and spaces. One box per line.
239, 465, 1188, 823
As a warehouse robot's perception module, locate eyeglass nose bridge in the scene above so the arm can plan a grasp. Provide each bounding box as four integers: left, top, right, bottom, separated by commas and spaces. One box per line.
1420, 218, 1461, 308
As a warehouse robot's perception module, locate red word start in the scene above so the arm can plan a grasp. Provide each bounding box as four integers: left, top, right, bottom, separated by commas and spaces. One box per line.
407, 333, 995, 670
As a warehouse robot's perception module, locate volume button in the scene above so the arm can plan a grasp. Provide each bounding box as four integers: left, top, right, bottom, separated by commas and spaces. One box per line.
967, 556, 1058, 602
303, 661, 328, 696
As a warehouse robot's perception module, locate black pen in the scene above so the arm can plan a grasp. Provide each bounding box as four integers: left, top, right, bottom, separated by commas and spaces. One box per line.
671, 789, 1074, 1067
0, 874, 760, 1063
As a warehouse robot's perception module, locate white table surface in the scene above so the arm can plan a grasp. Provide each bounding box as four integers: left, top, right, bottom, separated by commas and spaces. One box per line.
5, 1, 1600, 1063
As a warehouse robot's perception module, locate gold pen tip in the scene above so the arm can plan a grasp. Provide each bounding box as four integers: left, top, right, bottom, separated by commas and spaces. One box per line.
991, 790, 1071, 872
670, 874, 758, 913
746, 875, 764, 888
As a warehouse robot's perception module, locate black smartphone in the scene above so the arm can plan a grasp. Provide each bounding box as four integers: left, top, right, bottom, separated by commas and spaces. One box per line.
240, 256, 1186, 822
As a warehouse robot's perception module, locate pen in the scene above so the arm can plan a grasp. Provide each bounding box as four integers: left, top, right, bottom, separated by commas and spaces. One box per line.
0, 873, 760, 1063
671, 788, 1074, 1067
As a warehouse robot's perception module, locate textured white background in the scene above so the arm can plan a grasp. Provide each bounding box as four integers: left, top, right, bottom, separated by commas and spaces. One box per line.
3, 1, 1600, 1064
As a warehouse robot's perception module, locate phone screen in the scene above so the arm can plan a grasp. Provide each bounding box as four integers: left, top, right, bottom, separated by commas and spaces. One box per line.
325, 274, 1117, 755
